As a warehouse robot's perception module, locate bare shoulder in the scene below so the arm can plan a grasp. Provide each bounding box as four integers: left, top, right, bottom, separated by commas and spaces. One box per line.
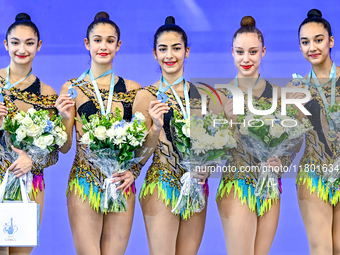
135, 86, 155, 99
124, 79, 142, 91
0, 68, 7, 78
40, 81, 58, 96
337, 65, 340, 78
61, 80, 73, 89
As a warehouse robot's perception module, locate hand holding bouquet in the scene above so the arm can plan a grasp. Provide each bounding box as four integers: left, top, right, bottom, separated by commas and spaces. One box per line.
1, 108, 67, 200
78, 107, 148, 212
323, 102, 340, 189
238, 100, 312, 200
171, 110, 237, 218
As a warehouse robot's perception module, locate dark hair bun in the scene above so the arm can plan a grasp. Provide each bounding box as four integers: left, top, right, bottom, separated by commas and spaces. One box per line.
307, 9, 322, 18
94, 11, 110, 21
15, 13, 31, 22
165, 16, 175, 25
241, 16, 255, 28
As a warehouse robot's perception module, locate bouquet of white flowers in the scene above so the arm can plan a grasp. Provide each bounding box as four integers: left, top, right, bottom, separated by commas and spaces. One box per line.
171, 110, 237, 218
1, 108, 67, 200
238, 99, 312, 200
323, 102, 340, 189
78, 107, 148, 212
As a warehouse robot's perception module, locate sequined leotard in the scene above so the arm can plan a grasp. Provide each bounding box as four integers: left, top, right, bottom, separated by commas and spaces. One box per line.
66, 77, 141, 213
135, 83, 209, 220
0, 76, 58, 199
297, 77, 340, 205
216, 81, 294, 216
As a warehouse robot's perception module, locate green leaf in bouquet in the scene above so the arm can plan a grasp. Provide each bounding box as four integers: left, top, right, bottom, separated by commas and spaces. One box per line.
20, 110, 26, 117
174, 141, 186, 153
269, 132, 289, 148
286, 105, 299, 118
26, 136, 34, 144
248, 124, 267, 140
10, 133, 16, 143
205, 149, 225, 161
328, 101, 340, 114
80, 114, 88, 125
263, 135, 270, 145
184, 137, 190, 148
89, 132, 95, 141
114, 107, 122, 120
47, 146, 56, 152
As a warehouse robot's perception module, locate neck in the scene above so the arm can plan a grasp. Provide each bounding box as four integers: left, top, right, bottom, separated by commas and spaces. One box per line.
237, 71, 260, 88
90, 62, 113, 78
312, 57, 333, 78
9, 60, 32, 80
162, 70, 184, 90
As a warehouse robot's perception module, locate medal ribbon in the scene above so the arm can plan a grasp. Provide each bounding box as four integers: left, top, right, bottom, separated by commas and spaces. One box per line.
157, 76, 190, 119
89, 69, 115, 116
0, 65, 32, 94
293, 62, 336, 131
234, 74, 261, 89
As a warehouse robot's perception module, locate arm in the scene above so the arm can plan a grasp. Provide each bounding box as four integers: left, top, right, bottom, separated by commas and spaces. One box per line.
132, 89, 170, 165
55, 81, 76, 154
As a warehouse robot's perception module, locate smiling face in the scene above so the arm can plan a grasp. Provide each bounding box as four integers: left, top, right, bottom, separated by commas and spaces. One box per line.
85, 23, 121, 66
4, 25, 42, 66
299, 22, 334, 66
232, 32, 266, 78
153, 31, 190, 78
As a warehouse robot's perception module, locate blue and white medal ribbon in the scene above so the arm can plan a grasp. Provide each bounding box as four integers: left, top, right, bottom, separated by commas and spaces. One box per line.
234, 74, 261, 89
0, 66, 32, 102
226, 74, 261, 99
157, 76, 190, 119
89, 69, 115, 116
67, 69, 113, 100
293, 62, 337, 141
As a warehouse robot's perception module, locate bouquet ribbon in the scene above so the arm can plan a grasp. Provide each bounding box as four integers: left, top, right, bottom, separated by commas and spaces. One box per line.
102, 177, 119, 209
171, 172, 194, 213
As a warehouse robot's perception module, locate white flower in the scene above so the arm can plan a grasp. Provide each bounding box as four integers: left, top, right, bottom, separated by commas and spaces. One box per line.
228, 136, 237, 148
191, 126, 206, 140
182, 124, 190, 137
33, 136, 47, 150
261, 115, 276, 124
114, 136, 125, 146
80, 132, 91, 145
136, 125, 145, 132
26, 124, 42, 137
213, 136, 227, 149
192, 139, 207, 155
13, 113, 25, 123
26, 108, 37, 115
52, 126, 63, 135
115, 126, 128, 138
134, 112, 146, 122
90, 115, 100, 126
56, 133, 67, 147
94, 126, 107, 140
213, 130, 233, 149
21, 116, 33, 128
269, 123, 285, 138
275, 112, 293, 121
43, 135, 54, 147
239, 125, 249, 135
16, 126, 27, 141
106, 128, 116, 140
130, 138, 140, 147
